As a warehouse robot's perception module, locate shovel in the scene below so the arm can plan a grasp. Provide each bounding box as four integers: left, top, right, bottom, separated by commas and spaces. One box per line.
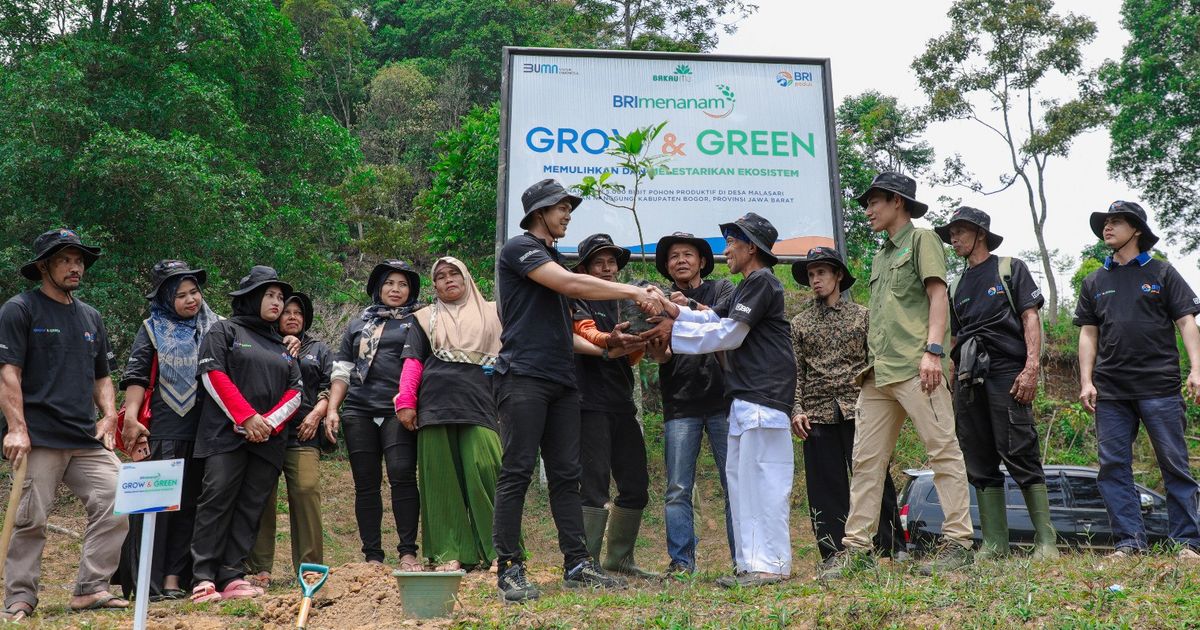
0, 455, 29, 582
295, 562, 329, 629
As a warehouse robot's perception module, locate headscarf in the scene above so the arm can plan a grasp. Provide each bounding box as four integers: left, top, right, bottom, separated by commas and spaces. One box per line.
414, 257, 501, 367
355, 273, 422, 383
231, 285, 286, 341
148, 275, 219, 417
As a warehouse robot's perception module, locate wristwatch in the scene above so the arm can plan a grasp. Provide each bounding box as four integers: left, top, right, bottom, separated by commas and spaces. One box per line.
925, 343, 945, 357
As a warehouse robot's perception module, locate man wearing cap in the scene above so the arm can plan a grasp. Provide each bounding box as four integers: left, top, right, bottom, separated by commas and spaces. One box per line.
492, 179, 660, 601
937, 207, 1059, 561
569, 233, 656, 579
649, 232, 735, 575
822, 172, 974, 579
0, 229, 129, 619
1075, 201, 1200, 560
788, 247, 905, 566
642, 212, 796, 588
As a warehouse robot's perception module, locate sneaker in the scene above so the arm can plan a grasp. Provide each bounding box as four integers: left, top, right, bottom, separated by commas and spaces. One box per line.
818, 549, 876, 581
1108, 546, 1142, 559
665, 561, 694, 577
1178, 547, 1200, 562
564, 559, 626, 589
918, 543, 974, 576
717, 571, 784, 589
497, 562, 540, 603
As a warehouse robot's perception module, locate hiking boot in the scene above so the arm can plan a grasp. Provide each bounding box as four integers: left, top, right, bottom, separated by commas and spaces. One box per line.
817, 548, 875, 581
1021, 483, 1061, 561
918, 543, 974, 576
1108, 546, 1143, 559
665, 561, 694, 578
564, 559, 626, 589
497, 562, 540, 603
976, 486, 1010, 560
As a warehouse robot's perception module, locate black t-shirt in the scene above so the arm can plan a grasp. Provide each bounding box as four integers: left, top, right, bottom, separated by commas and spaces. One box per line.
402, 326, 497, 431
949, 255, 1044, 375
120, 323, 202, 441
194, 320, 302, 468
335, 315, 417, 418
289, 335, 332, 448
660, 278, 735, 420
0, 290, 115, 449
1074, 255, 1200, 400
496, 232, 575, 387
572, 298, 636, 413
715, 268, 796, 414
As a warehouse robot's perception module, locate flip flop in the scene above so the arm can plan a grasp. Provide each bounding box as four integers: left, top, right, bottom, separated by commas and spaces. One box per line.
191, 582, 222, 604
220, 579, 262, 600
70, 593, 130, 611
398, 557, 424, 572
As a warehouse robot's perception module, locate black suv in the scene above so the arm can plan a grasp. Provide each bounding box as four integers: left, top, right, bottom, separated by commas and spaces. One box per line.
898, 465, 1170, 552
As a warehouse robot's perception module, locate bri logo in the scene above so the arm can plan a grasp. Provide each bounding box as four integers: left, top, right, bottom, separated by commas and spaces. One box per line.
1141, 283, 1162, 295
83, 331, 94, 343
986, 284, 1007, 297
776, 69, 814, 87
279, 352, 294, 362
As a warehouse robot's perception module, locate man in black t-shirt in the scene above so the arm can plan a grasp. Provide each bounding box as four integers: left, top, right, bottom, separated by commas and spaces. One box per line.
569, 233, 655, 579
492, 179, 660, 602
642, 213, 796, 588
937, 207, 1058, 561
0, 229, 129, 619
1074, 201, 1200, 560
646, 232, 734, 575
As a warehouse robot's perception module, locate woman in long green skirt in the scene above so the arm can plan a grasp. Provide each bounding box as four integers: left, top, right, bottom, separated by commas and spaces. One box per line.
395, 257, 504, 571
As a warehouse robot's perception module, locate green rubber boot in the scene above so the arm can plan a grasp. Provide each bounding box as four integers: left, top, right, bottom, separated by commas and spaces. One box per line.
582, 506, 608, 563
1022, 484, 1061, 560
975, 486, 1010, 560
602, 506, 660, 579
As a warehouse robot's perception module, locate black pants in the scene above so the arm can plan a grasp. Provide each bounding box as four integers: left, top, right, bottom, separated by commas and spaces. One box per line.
803, 416, 905, 559
580, 410, 649, 510
115, 440, 203, 597
191, 448, 279, 589
954, 372, 1045, 489
342, 415, 419, 561
492, 374, 589, 569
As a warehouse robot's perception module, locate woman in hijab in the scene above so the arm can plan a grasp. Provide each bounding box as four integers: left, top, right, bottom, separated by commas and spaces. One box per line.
325, 260, 424, 570
396, 257, 504, 572
189, 266, 302, 603
118, 260, 219, 600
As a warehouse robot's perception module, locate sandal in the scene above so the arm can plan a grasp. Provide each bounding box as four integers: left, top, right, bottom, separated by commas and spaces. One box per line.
398, 555, 424, 572
191, 581, 222, 604
220, 579, 261, 600
69, 592, 130, 611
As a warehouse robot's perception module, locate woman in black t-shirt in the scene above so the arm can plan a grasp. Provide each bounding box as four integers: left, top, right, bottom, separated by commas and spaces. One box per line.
118, 260, 220, 600
190, 266, 302, 603
326, 260, 423, 569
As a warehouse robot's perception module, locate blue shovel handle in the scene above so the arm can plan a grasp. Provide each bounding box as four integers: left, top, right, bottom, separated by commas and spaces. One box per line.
298, 563, 329, 597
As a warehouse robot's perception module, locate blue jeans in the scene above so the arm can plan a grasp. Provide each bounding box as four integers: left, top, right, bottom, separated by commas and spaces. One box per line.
663, 412, 734, 569
1095, 395, 1200, 550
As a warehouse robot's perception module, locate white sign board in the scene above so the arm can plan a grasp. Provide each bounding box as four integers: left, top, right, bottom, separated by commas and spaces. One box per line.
115, 458, 184, 515
499, 48, 843, 258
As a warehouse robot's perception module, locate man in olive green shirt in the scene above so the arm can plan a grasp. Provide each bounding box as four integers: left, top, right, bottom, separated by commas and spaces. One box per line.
821, 172, 974, 579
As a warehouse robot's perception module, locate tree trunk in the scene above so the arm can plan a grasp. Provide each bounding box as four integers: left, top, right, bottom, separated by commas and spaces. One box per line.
1032, 221, 1058, 324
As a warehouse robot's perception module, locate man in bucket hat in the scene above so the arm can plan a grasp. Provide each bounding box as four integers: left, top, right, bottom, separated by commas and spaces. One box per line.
648, 232, 736, 575
788, 247, 905, 567
0, 229, 129, 619
492, 179, 661, 602
1074, 201, 1200, 561
823, 172, 975, 579
642, 212, 796, 588
568, 233, 656, 578
938, 207, 1059, 561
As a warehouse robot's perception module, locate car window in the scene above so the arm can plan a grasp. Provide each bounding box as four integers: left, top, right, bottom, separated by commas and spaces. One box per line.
1066, 474, 1106, 509
1045, 474, 1067, 507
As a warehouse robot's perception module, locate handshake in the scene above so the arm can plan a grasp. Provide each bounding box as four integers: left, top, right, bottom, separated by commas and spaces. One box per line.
612, 282, 695, 350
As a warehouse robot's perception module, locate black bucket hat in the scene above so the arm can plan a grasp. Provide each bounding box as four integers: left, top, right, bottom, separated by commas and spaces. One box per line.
229, 265, 292, 297
655, 232, 715, 280
572, 233, 630, 272
144, 259, 207, 300
719, 212, 779, 265
934, 206, 1004, 251
792, 246, 855, 291
20, 228, 102, 281
1090, 200, 1159, 251
283, 291, 314, 334
855, 172, 930, 218
366, 259, 421, 304
520, 179, 583, 229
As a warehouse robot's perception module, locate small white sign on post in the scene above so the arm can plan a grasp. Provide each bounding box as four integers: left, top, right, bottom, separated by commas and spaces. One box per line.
115, 459, 185, 630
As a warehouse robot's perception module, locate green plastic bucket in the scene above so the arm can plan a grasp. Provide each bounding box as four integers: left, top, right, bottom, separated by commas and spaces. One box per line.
392, 570, 465, 619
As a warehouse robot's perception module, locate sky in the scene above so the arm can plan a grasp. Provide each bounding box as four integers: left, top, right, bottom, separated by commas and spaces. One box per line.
714, 0, 1199, 302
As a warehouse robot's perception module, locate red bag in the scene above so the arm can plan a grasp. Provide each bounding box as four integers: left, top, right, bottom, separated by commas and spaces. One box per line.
116, 353, 156, 457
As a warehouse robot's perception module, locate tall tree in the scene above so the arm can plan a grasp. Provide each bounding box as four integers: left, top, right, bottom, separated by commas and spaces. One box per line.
913, 0, 1108, 324
575, 0, 757, 51
282, 0, 374, 127
1101, 0, 1200, 251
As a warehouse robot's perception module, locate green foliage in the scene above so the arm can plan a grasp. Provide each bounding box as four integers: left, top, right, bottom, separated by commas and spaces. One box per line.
1071, 258, 1102, 297
1102, 0, 1200, 252
575, 0, 758, 51
282, 0, 374, 127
